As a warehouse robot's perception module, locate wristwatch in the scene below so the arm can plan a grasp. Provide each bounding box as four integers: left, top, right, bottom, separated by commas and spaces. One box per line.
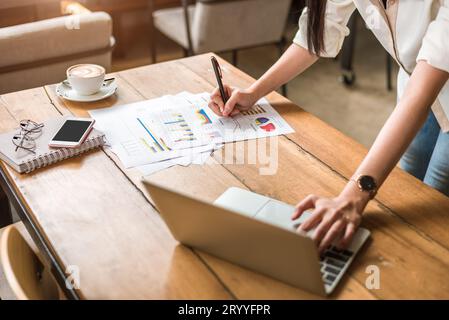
350, 175, 378, 199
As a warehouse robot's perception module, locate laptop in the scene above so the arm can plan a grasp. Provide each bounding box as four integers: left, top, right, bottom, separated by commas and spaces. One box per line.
143, 180, 370, 296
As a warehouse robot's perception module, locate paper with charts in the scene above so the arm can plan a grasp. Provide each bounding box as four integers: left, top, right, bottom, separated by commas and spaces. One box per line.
89, 92, 294, 171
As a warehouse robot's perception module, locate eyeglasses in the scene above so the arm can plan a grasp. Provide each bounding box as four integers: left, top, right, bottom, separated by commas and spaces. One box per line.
12, 120, 44, 154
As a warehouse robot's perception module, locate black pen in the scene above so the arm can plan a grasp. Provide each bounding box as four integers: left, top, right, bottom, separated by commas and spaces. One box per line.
211, 56, 229, 112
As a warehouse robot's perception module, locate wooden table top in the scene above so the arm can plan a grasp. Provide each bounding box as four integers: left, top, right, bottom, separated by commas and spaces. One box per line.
0, 0, 60, 10
1, 54, 449, 299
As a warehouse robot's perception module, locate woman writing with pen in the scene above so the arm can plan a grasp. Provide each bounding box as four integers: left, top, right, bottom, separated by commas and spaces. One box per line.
208, 0, 449, 252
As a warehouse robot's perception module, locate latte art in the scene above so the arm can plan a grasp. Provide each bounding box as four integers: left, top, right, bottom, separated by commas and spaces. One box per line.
68, 64, 104, 78
66, 64, 106, 95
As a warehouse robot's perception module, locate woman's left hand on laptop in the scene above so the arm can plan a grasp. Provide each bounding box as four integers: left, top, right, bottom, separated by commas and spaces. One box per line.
291, 183, 370, 254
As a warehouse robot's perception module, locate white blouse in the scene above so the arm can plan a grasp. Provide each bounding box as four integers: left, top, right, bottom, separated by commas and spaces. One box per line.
293, 0, 449, 132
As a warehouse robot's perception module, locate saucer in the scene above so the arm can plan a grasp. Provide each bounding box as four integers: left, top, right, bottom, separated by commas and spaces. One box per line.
56, 79, 117, 102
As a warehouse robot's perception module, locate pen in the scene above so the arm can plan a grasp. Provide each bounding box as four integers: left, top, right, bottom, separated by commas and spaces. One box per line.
211, 56, 228, 112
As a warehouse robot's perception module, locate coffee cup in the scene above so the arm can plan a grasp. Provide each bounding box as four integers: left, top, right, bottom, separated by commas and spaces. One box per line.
66, 64, 106, 95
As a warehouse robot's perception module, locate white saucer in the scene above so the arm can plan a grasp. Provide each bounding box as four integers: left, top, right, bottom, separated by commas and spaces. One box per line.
56, 79, 117, 102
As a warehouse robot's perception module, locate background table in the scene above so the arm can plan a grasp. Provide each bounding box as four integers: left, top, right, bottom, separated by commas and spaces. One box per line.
1, 54, 449, 299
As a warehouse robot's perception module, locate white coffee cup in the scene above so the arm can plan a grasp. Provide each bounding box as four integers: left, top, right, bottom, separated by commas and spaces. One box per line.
66, 64, 106, 95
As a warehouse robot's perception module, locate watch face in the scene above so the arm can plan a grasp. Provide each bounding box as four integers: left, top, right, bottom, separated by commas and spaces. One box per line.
359, 175, 377, 191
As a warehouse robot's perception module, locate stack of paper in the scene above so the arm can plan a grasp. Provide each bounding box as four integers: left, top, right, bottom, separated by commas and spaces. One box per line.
89, 92, 294, 176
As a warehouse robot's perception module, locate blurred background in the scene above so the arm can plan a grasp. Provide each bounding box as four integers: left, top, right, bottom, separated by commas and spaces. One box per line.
0, 0, 398, 147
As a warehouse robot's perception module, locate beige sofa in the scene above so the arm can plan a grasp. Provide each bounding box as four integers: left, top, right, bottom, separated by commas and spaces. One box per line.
0, 11, 114, 95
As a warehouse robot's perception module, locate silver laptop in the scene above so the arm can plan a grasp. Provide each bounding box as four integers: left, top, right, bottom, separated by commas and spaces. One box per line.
143, 180, 370, 296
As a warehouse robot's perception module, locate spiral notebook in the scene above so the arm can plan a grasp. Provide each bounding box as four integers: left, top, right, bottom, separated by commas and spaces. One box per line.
0, 117, 106, 173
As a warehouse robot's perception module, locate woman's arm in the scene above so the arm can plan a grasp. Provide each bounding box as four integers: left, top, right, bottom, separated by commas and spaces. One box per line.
293, 60, 449, 253
245, 44, 319, 110
209, 44, 318, 116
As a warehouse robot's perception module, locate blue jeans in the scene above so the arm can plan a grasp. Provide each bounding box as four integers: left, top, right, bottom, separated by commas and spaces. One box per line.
400, 111, 449, 197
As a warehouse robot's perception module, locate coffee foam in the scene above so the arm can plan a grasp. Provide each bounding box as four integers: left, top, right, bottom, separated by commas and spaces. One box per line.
68, 64, 104, 78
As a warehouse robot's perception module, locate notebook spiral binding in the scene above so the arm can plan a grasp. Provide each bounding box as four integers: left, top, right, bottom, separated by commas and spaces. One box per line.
23, 135, 106, 173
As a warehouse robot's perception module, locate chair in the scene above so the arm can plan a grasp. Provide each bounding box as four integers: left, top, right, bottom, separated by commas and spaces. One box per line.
149, 0, 292, 95
339, 12, 393, 90
0, 222, 61, 300
0, 2, 115, 95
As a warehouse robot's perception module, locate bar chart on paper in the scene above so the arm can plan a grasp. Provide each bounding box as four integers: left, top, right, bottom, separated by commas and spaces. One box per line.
116, 116, 172, 162
89, 92, 294, 170
240, 104, 266, 116
160, 112, 197, 144
111, 113, 214, 168
136, 118, 171, 153
195, 108, 213, 125
169, 94, 295, 143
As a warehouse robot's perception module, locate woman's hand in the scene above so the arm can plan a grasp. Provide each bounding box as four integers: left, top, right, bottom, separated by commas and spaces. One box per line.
209, 85, 259, 117
291, 183, 370, 254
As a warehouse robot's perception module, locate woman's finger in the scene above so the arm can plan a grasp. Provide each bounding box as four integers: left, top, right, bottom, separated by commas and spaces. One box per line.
208, 101, 223, 116
291, 194, 319, 220
312, 209, 342, 246
337, 222, 357, 249
210, 87, 221, 99
230, 108, 240, 116
318, 219, 346, 253
211, 95, 225, 112
225, 85, 233, 97
222, 92, 240, 116
298, 206, 326, 232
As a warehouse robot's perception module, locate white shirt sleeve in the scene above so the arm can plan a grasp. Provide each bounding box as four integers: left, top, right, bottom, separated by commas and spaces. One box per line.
417, 1, 449, 73
293, 0, 356, 58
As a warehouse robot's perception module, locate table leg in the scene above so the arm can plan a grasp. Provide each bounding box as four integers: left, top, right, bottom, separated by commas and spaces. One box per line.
340, 13, 357, 86
386, 53, 393, 91
0, 186, 12, 228
0, 167, 79, 299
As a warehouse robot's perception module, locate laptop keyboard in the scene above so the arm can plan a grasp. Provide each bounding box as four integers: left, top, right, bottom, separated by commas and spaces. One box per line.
320, 246, 354, 287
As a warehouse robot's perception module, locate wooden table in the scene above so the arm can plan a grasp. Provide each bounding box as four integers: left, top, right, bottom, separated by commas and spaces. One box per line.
1, 54, 449, 300
0, 0, 59, 10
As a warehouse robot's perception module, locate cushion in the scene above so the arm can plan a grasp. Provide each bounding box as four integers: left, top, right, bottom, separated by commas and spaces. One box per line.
153, 6, 196, 50
0, 12, 112, 68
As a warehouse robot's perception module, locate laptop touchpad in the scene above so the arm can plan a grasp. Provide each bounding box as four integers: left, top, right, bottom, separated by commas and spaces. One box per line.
255, 201, 296, 229
255, 200, 313, 231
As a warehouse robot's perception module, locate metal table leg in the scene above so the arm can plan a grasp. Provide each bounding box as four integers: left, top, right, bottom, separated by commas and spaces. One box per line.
0, 167, 80, 300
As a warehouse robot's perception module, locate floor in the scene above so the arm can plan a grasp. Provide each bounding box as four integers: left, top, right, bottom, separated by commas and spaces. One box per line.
113, 17, 398, 148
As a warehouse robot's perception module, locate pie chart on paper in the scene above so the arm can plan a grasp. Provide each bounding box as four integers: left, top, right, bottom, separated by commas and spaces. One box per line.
255, 117, 269, 125
260, 123, 276, 132
255, 117, 276, 132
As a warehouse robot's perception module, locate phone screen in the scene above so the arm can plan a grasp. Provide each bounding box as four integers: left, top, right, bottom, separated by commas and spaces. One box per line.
52, 120, 93, 142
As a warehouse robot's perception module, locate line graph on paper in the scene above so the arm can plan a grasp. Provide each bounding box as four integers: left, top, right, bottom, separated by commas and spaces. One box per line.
119, 117, 172, 157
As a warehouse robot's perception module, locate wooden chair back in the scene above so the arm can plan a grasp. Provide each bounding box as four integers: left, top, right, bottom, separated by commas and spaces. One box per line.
0, 226, 60, 300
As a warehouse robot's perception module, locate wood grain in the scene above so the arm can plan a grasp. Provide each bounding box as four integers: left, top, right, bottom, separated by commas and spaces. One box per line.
1, 53, 449, 299
0, 87, 231, 300
179, 54, 449, 251
44, 63, 374, 299
178, 54, 449, 299
115, 54, 449, 299
0, 0, 59, 10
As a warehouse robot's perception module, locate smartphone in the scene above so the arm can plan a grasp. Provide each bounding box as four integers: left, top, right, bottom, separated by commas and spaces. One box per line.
49, 118, 95, 148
